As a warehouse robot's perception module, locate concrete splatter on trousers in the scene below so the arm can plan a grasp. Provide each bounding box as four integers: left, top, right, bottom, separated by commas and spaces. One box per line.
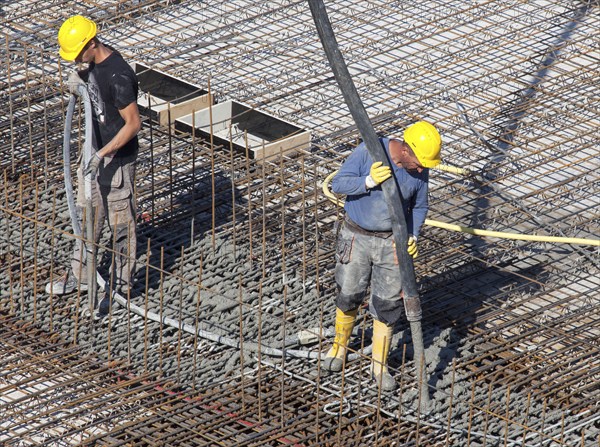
334, 221, 404, 326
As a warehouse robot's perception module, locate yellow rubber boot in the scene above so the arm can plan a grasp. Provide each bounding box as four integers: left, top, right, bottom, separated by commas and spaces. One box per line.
371, 319, 398, 391
322, 307, 358, 372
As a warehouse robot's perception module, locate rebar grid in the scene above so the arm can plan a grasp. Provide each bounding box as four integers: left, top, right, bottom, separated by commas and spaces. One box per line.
2, 0, 600, 446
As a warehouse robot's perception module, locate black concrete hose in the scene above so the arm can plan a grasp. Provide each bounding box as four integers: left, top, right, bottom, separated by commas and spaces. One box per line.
308, 0, 430, 409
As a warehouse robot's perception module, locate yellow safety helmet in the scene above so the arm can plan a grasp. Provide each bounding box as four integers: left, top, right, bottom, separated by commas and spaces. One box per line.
403, 121, 442, 168
58, 15, 97, 61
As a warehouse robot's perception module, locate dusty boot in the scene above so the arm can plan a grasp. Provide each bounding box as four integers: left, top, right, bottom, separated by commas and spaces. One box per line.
371, 319, 397, 392
45, 270, 88, 295
322, 307, 358, 372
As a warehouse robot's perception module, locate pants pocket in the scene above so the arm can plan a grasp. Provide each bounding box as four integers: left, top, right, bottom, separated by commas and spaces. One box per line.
98, 156, 123, 188
108, 198, 132, 228
336, 235, 354, 264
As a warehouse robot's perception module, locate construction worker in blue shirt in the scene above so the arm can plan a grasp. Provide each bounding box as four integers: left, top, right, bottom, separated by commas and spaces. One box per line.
323, 121, 442, 391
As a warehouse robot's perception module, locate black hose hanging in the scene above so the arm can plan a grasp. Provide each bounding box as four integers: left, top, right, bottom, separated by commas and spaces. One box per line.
308, 0, 431, 410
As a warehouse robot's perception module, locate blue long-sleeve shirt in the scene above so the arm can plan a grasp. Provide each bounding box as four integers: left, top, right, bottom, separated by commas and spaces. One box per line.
331, 138, 429, 237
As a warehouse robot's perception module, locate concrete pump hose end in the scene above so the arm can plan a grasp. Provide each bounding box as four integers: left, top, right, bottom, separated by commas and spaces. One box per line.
409, 320, 431, 412
404, 295, 422, 322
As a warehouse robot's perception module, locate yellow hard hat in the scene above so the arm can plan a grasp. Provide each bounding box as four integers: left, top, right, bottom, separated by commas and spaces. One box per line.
403, 121, 442, 168
58, 15, 97, 61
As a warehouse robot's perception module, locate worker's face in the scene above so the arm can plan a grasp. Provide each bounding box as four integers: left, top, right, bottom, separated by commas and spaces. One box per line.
402, 151, 425, 173
75, 40, 95, 64
392, 142, 425, 173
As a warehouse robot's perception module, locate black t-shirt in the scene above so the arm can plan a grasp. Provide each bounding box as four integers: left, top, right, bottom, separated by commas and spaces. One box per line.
87, 48, 139, 158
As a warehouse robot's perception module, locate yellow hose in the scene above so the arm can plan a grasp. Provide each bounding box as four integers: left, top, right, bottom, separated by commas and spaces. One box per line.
322, 168, 599, 247
432, 164, 470, 176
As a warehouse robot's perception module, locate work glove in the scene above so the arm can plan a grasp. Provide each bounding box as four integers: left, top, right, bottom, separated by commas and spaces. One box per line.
365, 161, 392, 189
84, 153, 102, 179
407, 235, 418, 259
66, 70, 86, 95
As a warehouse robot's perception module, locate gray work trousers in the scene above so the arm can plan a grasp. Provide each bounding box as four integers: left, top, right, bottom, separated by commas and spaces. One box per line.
72, 153, 137, 294
334, 219, 403, 326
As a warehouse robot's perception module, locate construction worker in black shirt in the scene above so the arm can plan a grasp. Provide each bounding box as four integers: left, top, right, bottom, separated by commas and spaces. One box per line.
47, 15, 141, 318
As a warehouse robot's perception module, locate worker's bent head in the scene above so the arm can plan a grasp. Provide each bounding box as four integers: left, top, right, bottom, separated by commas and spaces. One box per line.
403, 121, 442, 168
58, 15, 97, 62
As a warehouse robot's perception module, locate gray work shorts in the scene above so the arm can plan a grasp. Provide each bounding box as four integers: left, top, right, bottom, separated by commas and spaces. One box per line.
334, 221, 404, 325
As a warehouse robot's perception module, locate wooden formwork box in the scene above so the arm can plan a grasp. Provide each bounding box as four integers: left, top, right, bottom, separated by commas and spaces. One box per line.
175, 100, 311, 161
132, 62, 212, 127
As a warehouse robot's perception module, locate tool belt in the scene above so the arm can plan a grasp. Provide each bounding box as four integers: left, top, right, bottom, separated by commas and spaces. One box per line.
344, 216, 393, 239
